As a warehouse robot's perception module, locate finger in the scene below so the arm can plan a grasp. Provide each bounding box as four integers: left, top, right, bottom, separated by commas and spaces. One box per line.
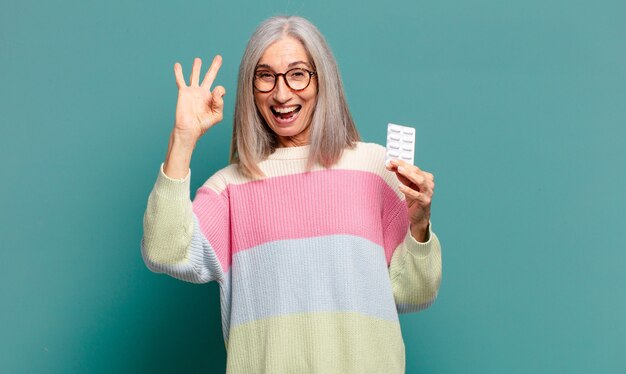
397, 166, 432, 196
174, 62, 186, 88
422, 171, 435, 192
386, 158, 405, 172
388, 160, 434, 196
213, 85, 226, 97
211, 85, 226, 112
398, 184, 431, 205
417, 170, 435, 190
190, 57, 202, 86
201, 55, 223, 89
424, 172, 434, 182
386, 158, 420, 172
387, 159, 413, 186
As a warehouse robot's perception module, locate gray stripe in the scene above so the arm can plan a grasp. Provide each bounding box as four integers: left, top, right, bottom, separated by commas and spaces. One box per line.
218, 271, 232, 346
187, 214, 233, 345
186, 214, 225, 283
229, 235, 399, 328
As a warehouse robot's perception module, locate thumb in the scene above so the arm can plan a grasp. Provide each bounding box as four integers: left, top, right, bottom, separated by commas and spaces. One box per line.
211, 86, 226, 111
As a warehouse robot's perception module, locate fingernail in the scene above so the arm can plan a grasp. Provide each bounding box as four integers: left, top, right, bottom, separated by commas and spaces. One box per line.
398, 166, 405, 173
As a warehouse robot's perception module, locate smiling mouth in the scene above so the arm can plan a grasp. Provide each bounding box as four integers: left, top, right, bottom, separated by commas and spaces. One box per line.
271, 105, 301, 120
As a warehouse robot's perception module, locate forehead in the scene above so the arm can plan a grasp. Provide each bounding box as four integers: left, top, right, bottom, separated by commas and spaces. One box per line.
257, 36, 312, 70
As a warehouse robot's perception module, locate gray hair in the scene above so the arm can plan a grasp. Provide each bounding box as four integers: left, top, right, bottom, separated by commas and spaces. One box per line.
229, 15, 360, 179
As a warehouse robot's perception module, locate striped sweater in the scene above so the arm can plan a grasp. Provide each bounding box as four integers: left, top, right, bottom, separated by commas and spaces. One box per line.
141, 141, 442, 373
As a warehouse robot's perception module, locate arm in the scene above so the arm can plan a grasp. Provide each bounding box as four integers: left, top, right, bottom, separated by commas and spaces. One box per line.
387, 219, 442, 313
383, 157, 442, 313
141, 55, 228, 283
141, 163, 224, 284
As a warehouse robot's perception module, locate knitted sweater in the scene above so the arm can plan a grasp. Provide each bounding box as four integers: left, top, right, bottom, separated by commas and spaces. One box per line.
141, 141, 442, 373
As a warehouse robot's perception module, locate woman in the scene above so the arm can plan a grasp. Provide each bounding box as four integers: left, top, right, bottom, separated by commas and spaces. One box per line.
142, 15, 442, 373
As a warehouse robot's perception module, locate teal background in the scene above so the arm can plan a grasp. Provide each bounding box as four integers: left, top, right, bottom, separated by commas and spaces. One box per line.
1, 0, 624, 372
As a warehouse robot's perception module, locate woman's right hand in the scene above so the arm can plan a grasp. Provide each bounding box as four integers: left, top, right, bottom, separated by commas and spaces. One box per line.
172, 55, 226, 145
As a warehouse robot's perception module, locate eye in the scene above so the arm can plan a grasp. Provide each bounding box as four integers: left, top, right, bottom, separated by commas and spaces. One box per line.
288, 69, 307, 80
255, 71, 274, 82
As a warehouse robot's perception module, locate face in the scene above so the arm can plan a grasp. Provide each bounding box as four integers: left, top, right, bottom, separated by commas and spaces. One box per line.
254, 36, 318, 147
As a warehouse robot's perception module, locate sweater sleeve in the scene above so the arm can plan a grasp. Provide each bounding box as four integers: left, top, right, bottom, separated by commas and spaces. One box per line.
140, 163, 225, 284
386, 217, 442, 314
370, 141, 442, 313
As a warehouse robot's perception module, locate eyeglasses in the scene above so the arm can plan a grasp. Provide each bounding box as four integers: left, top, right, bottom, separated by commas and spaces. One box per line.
253, 67, 317, 93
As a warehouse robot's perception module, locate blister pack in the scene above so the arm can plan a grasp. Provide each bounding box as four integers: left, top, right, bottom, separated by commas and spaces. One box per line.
385, 123, 415, 166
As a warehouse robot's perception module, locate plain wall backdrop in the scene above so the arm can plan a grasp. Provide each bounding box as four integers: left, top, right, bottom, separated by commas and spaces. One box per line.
1, 0, 624, 372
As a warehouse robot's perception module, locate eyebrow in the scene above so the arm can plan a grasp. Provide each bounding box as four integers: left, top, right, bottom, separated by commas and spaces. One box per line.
255, 61, 312, 70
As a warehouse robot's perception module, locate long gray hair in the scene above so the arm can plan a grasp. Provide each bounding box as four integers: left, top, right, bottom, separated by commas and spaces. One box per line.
229, 15, 360, 179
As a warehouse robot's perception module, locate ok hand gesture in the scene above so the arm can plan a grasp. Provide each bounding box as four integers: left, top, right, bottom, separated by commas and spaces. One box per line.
172, 55, 226, 144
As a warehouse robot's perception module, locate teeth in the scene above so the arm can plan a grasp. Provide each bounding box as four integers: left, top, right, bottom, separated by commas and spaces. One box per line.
273, 105, 299, 114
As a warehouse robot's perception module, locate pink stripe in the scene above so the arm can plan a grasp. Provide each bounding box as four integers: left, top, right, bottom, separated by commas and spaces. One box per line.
192, 169, 408, 273
383, 200, 411, 261
192, 187, 232, 274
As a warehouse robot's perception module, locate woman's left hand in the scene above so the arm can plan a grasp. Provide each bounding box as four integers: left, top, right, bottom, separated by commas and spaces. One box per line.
386, 158, 435, 242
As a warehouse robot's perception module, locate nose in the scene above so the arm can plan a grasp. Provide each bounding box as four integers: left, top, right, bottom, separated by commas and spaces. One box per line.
272, 74, 291, 103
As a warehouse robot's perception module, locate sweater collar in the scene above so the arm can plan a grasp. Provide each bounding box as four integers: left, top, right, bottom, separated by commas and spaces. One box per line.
267, 144, 312, 160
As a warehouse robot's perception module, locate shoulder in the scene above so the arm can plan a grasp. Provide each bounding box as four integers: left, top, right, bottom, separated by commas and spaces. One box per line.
336, 141, 387, 173
351, 141, 387, 156
199, 163, 249, 194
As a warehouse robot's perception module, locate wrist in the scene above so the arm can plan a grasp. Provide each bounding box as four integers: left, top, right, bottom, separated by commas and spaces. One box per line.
410, 221, 430, 242
170, 129, 198, 150
163, 130, 195, 180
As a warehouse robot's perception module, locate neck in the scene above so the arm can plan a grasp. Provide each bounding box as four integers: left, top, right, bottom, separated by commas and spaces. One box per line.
276, 126, 311, 148
278, 139, 310, 148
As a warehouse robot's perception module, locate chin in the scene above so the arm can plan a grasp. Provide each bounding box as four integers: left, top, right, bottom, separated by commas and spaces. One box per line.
263, 110, 311, 139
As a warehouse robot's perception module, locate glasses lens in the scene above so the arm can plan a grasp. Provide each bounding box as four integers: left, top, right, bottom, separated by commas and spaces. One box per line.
286, 68, 309, 90
254, 71, 275, 92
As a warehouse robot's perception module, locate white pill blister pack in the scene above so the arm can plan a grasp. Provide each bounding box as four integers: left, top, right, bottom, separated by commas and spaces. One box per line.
385, 123, 415, 166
